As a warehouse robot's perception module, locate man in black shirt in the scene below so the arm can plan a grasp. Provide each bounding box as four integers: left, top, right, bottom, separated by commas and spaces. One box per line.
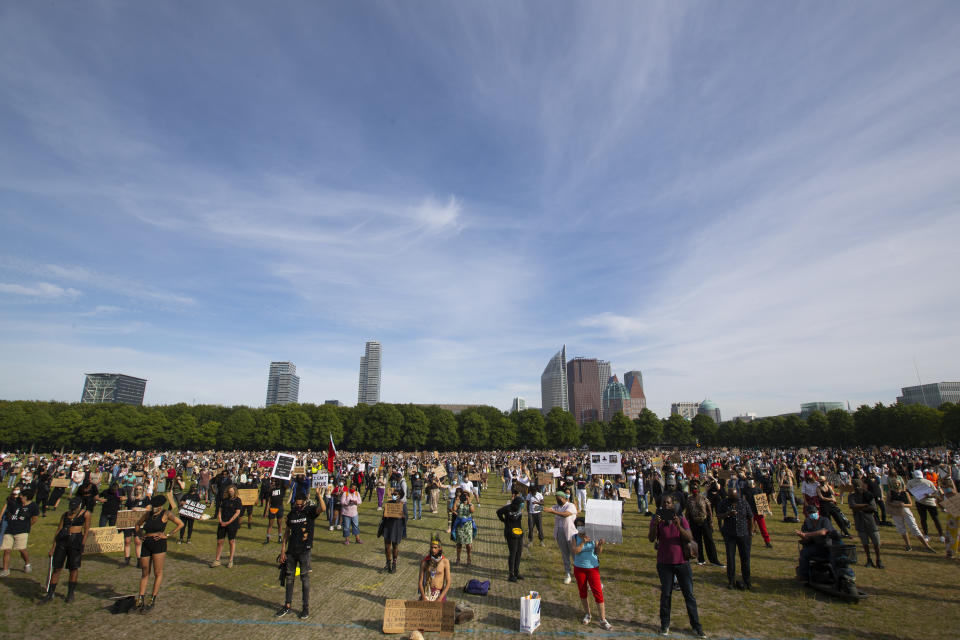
796, 504, 838, 581
717, 488, 754, 590
264, 481, 287, 544
1, 489, 39, 576
211, 486, 242, 568
276, 488, 324, 620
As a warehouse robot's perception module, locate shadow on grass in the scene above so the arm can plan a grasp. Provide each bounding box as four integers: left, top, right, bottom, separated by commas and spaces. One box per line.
182, 581, 276, 609
0, 576, 41, 600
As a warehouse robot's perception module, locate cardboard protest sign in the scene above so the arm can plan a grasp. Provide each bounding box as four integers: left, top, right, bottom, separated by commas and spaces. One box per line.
292, 465, 306, 477
271, 453, 296, 481
548, 467, 561, 478
590, 452, 622, 476
115, 510, 143, 530
753, 493, 773, 516
382, 599, 454, 634
651, 456, 663, 467
942, 493, 960, 517
89, 472, 103, 485
51, 478, 70, 488
179, 499, 207, 520
618, 488, 630, 499
383, 502, 404, 519
537, 472, 554, 487
468, 473, 481, 482
237, 489, 259, 506
719, 469, 735, 480
84, 527, 125, 553
682, 463, 699, 477
584, 498, 623, 544
432, 465, 446, 480
508, 459, 521, 469
311, 473, 329, 489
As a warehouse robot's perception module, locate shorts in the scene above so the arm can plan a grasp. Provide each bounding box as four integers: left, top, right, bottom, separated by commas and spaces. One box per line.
241, 505, 253, 516
574, 566, 603, 603
140, 537, 167, 557
268, 506, 284, 520
858, 529, 880, 547
1, 533, 28, 550
52, 545, 83, 571
217, 523, 239, 540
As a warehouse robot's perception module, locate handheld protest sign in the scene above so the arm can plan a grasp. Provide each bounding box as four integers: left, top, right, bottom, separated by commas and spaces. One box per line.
617, 488, 630, 499
432, 465, 446, 480
89, 472, 103, 485
115, 510, 142, 530
669, 453, 683, 463
683, 463, 700, 477
51, 478, 70, 488
179, 498, 207, 520
271, 453, 296, 481
237, 488, 259, 506
753, 493, 773, 516
584, 498, 623, 544
371, 454, 381, 469
467, 473, 482, 482
383, 502, 404, 519
537, 472, 554, 487
589, 452, 622, 476
943, 493, 960, 517
382, 599, 454, 635
84, 527, 125, 553
311, 473, 329, 489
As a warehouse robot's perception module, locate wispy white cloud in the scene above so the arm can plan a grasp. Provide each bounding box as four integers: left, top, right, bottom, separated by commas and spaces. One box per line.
0, 281, 81, 299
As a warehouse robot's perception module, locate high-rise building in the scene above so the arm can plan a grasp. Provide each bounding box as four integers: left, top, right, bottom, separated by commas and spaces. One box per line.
800, 402, 846, 418
540, 345, 569, 413
697, 398, 721, 423
81, 373, 147, 406
324, 400, 343, 407
358, 341, 382, 405
671, 401, 700, 420
266, 362, 300, 406
597, 360, 611, 394
896, 382, 960, 409
567, 357, 602, 425
601, 375, 629, 421
511, 397, 526, 413
623, 370, 647, 419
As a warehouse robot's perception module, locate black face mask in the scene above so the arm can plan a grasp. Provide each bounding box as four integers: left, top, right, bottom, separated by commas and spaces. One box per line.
556, 497, 564, 506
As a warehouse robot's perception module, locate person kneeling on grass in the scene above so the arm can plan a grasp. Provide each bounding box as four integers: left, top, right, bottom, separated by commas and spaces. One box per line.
570, 518, 612, 630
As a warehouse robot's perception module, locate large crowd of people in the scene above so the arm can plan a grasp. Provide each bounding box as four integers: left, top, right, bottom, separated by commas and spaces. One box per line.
1, 445, 958, 635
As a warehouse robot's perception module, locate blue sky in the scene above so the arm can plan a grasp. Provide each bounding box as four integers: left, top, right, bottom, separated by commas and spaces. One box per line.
2, 2, 959, 417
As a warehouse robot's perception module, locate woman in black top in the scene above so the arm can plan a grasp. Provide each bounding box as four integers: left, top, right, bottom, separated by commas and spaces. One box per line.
41, 496, 90, 603
211, 485, 242, 568
178, 485, 201, 544
96, 481, 123, 527
134, 494, 183, 613
122, 486, 150, 566
496, 489, 525, 582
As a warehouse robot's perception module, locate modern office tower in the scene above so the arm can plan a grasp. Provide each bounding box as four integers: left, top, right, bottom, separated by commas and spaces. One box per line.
624, 370, 647, 419
540, 345, 569, 413
601, 375, 629, 421
324, 400, 343, 407
511, 397, 526, 413
697, 398, 722, 423
597, 360, 611, 393
567, 357, 602, 425
357, 341, 382, 405
896, 382, 960, 408
266, 362, 300, 406
671, 401, 700, 420
81, 373, 147, 406
800, 401, 846, 418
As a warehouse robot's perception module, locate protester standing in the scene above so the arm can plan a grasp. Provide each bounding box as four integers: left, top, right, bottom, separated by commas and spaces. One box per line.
276, 489, 324, 619
496, 489, 525, 582
649, 495, 705, 637
452, 490, 476, 566
526, 487, 545, 548
848, 478, 883, 568
211, 485, 242, 568
0, 489, 39, 577
418, 534, 451, 601
544, 490, 578, 584
571, 521, 612, 630
340, 482, 363, 545
717, 487, 754, 590
134, 494, 183, 613
40, 496, 90, 603
686, 483, 722, 566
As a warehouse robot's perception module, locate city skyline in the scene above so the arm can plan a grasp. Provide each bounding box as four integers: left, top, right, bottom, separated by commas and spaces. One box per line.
1, 4, 958, 415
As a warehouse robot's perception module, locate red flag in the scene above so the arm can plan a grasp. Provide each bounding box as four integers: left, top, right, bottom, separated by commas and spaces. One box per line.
327, 434, 337, 473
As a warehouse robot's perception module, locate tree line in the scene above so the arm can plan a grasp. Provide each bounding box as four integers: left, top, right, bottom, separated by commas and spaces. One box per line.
0, 399, 957, 452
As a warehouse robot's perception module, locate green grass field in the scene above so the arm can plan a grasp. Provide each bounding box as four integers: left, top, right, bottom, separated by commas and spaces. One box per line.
1, 480, 957, 639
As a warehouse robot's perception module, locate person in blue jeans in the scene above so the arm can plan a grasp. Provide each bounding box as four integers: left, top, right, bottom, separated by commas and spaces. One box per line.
649, 495, 705, 638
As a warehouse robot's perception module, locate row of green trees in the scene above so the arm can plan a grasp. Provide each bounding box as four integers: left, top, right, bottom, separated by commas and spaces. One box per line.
0, 400, 956, 452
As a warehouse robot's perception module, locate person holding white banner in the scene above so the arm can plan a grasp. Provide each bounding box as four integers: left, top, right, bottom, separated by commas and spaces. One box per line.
570, 518, 611, 630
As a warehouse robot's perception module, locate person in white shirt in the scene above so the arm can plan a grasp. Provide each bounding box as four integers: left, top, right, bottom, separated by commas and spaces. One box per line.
543, 490, 578, 584
526, 490, 544, 547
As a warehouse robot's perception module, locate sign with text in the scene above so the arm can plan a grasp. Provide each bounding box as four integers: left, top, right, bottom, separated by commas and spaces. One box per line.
432, 465, 446, 480
683, 463, 700, 477
589, 452, 622, 476
467, 473, 481, 482
371, 454, 381, 470
84, 527, 124, 553
537, 472, 554, 487
237, 489, 259, 506
115, 510, 143, 530
311, 473, 329, 489
942, 493, 960, 517
292, 465, 306, 477
669, 453, 682, 463
584, 498, 623, 544
753, 493, 773, 516
382, 599, 454, 634
271, 453, 296, 481
617, 488, 630, 499
383, 502, 404, 519
51, 478, 70, 488
179, 499, 207, 520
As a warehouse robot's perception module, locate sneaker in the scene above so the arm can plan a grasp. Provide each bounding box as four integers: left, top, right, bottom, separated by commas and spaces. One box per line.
764, 542, 773, 549
356, 538, 363, 544
343, 539, 350, 545
275, 605, 291, 618
24, 564, 31, 573
508, 575, 518, 583
515, 574, 524, 580
563, 573, 572, 584
298, 609, 309, 620
599, 619, 612, 630
582, 613, 591, 624
329, 525, 334, 531
0, 569, 9, 578
697, 561, 706, 566
263, 538, 270, 545
865, 559, 875, 568
336, 525, 342, 530
940, 536, 946, 543
210, 560, 221, 568
539, 540, 545, 547
659, 626, 670, 636
227, 560, 233, 568
876, 560, 884, 569
694, 628, 708, 638
177, 539, 182, 545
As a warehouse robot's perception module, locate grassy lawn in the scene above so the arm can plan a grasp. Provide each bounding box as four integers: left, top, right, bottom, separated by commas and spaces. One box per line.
0, 479, 957, 639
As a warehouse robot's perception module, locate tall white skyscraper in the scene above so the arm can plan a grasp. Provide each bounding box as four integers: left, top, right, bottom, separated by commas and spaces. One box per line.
597, 360, 611, 396
358, 341, 382, 405
511, 397, 526, 413
266, 362, 300, 406
540, 345, 569, 413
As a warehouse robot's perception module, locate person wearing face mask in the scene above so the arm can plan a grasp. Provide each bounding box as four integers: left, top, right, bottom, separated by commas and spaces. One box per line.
276, 488, 324, 619
717, 487, 754, 590
543, 490, 578, 584
410, 472, 424, 520
377, 486, 407, 573
122, 484, 149, 567
340, 482, 362, 545
40, 496, 90, 603
937, 478, 959, 558
329, 481, 345, 531
685, 482, 722, 567
571, 518, 612, 630
795, 503, 838, 582
451, 489, 476, 566
496, 488, 526, 582
133, 494, 183, 613
418, 534, 451, 601
848, 478, 883, 568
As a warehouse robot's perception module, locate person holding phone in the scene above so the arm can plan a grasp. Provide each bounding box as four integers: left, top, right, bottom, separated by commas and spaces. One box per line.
717, 487, 754, 590
648, 495, 705, 638
571, 518, 611, 630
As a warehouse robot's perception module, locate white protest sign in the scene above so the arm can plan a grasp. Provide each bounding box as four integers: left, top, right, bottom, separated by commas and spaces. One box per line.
311, 472, 329, 489
590, 452, 622, 476
584, 498, 622, 544
908, 483, 935, 501
178, 498, 207, 520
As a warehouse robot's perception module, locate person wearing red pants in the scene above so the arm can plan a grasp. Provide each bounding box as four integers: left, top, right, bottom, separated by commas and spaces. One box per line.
570, 518, 612, 630
744, 479, 773, 548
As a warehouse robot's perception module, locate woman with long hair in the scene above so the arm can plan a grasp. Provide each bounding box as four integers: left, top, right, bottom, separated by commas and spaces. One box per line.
377, 486, 407, 573
122, 484, 149, 567
134, 494, 183, 612
886, 476, 935, 552
452, 489, 476, 566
